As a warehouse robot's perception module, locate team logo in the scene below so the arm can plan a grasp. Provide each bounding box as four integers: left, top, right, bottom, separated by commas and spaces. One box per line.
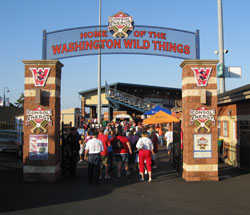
197, 137, 208, 150
191, 67, 212, 86
26, 106, 52, 134
190, 105, 215, 132
108, 11, 133, 38
29, 67, 50, 87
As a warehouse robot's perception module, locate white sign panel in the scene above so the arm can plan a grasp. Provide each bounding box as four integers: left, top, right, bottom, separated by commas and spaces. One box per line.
225, 66, 242, 78
193, 134, 212, 158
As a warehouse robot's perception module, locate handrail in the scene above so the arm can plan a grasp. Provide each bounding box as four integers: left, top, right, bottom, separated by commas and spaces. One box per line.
105, 84, 156, 111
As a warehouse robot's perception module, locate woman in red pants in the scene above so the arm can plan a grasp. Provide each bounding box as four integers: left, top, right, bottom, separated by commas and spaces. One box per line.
136, 130, 154, 182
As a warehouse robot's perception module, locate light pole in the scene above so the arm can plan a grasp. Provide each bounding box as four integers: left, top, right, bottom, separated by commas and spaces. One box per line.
217, 0, 226, 93
97, 0, 102, 125
3, 87, 10, 107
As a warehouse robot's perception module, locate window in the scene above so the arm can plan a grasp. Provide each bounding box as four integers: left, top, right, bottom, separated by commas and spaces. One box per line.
223, 121, 228, 137
218, 121, 221, 137
233, 122, 236, 140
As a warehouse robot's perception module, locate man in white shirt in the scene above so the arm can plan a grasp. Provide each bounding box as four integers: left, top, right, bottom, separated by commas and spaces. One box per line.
84, 129, 104, 185
164, 126, 173, 160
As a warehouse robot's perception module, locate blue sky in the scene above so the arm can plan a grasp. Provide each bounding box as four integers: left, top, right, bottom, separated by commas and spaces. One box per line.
0, 0, 249, 109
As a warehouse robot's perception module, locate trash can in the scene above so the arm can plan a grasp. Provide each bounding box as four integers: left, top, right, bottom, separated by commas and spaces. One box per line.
217, 139, 223, 162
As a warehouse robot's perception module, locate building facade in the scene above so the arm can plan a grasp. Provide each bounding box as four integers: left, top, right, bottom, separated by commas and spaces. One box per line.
218, 84, 250, 170
79, 82, 182, 121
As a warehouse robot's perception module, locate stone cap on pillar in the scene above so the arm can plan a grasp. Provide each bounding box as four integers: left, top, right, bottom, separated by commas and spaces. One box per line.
180, 60, 219, 68
23, 60, 64, 69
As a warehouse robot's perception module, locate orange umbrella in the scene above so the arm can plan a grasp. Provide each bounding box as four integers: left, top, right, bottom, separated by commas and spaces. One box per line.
143, 110, 180, 124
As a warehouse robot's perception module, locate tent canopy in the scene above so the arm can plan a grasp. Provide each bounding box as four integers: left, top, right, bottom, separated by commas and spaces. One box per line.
143, 105, 171, 115
115, 113, 133, 121
142, 110, 180, 124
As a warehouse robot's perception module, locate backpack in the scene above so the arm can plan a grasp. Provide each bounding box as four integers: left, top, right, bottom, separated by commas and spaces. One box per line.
111, 138, 124, 150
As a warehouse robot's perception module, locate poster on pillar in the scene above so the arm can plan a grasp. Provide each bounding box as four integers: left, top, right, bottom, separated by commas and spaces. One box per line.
25, 106, 53, 134
29, 134, 49, 160
193, 134, 212, 158
190, 105, 215, 132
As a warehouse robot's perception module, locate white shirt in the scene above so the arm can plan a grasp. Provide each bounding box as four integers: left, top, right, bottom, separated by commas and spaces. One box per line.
136, 137, 154, 150
85, 138, 104, 154
164, 131, 173, 143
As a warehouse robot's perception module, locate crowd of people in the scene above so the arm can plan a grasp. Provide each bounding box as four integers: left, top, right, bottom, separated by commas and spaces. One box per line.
65, 120, 174, 186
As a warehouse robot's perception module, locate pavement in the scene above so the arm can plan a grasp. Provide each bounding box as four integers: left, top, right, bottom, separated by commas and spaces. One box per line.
1, 146, 250, 215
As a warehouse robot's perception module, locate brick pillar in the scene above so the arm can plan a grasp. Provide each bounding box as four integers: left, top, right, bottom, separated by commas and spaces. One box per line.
180, 60, 219, 181
81, 97, 85, 118
23, 60, 63, 182
90, 106, 97, 119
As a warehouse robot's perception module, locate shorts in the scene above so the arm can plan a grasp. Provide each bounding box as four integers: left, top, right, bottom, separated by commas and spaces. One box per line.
114, 153, 129, 163
101, 155, 109, 166
167, 141, 173, 150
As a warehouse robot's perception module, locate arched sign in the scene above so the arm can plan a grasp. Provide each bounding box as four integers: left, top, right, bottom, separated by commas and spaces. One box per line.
43, 12, 200, 60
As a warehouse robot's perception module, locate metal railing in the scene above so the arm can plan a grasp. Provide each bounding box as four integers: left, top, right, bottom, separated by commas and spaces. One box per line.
0, 120, 23, 174
105, 84, 156, 112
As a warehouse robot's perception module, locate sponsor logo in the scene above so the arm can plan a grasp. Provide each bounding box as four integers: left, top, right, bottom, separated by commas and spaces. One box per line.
29, 67, 50, 87
191, 67, 212, 86
197, 137, 208, 150
108, 11, 133, 38
190, 105, 215, 132
26, 106, 52, 134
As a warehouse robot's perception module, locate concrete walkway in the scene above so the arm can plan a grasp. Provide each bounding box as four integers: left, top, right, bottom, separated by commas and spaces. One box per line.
1, 147, 250, 215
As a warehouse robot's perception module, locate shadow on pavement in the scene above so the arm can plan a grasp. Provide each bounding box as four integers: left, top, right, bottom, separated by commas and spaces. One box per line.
0, 147, 175, 212
1, 147, 249, 213
218, 162, 249, 180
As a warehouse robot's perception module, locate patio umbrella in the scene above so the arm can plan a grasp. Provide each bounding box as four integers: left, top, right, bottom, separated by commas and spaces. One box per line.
142, 110, 180, 124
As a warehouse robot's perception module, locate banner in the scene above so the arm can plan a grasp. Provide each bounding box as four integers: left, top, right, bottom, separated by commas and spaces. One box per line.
44, 25, 199, 60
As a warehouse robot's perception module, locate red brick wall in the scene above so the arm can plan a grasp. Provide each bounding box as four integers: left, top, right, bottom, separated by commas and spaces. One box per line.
180, 60, 219, 181
23, 60, 63, 182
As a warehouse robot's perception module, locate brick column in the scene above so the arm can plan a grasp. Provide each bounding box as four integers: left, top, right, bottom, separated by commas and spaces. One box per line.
81, 97, 85, 118
90, 106, 97, 119
23, 60, 63, 182
180, 60, 219, 181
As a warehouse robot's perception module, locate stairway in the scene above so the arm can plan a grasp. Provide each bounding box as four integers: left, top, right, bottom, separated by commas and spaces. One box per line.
105, 84, 156, 113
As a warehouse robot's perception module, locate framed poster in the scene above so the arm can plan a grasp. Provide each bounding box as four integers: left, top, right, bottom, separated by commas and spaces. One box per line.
29, 135, 48, 160
193, 134, 212, 158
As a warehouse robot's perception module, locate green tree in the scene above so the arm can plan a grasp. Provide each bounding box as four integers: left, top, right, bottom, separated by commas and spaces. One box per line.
15, 93, 24, 108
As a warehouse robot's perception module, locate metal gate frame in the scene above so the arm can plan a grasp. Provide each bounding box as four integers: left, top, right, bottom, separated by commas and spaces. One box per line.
0, 120, 23, 174
172, 121, 183, 174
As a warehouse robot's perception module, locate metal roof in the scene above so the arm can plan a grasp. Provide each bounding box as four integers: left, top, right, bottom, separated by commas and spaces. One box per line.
78, 82, 181, 95
218, 84, 250, 98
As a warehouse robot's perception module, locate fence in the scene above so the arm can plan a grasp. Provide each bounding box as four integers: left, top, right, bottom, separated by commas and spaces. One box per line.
0, 119, 23, 174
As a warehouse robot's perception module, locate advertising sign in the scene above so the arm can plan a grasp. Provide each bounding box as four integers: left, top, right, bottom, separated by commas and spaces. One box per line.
26, 106, 52, 134
193, 134, 212, 158
108, 11, 133, 38
190, 105, 215, 132
29, 134, 48, 160
44, 12, 199, 60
